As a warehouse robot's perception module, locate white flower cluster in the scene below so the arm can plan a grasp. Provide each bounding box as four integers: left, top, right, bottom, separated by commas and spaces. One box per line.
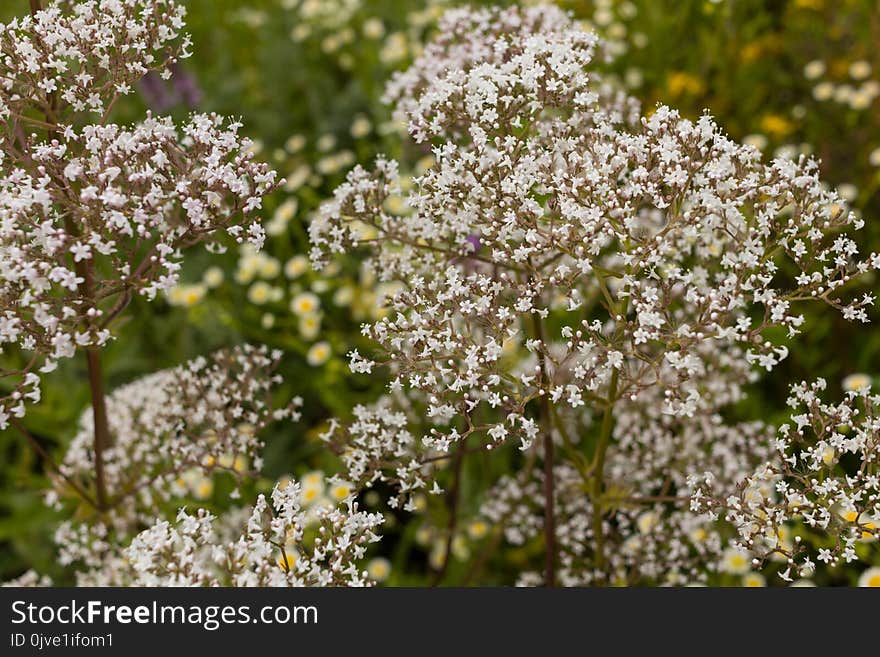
312, 6, 878, 454
691, 379, 880, 580
383, 5, 602, 143
125, 480, 383, 586
0, 0, 189, 121
0, 0, 278, 430
309, 4, 878, 584
320, 396, 442, 510
478, 406, 772, 585
1, 570, 52, 587
55, 344, 300, 517
49, 345, 301, 583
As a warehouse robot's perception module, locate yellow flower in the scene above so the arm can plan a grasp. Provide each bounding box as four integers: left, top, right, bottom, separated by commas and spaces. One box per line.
740, 41, 763, 64
379, 32, 408, 65
232, 455, 248, 474
812, 82, 834, 101
842, 373, 871, 392
284, 255, 310, 280
258, 257, 281, 279
428, 540, 446, 570
384, 194, 407, 215
273, 198, 298, 223
743, 573, 766, 587
689, 527, 708, 543
841, 509, 878, 541
277, 544, 299, 571
291, 292, 320, 316
467, 520, 489, 540
415, 526, 433, 547
666, 71, 704, 97
333, 285, 355, 307
363, 17, 385, 39
167, 284, 206, 307
284, 164, 311, 192
803, 59, 826, 80
636, 511, 660, 534
247, 281, 273, 305
415, 155, 435, 174
298, 313, 321, 340
302, 471, 323, 488
301, 485, 322, 506
316, 134, 336, 152
350, 116, 372, 139
285, 134, 306, 153
759, 114, 793, 139
720, 547, 751, 575
193, 477, 214, 501
202, 266, 224, 289
367, 557, 391, 582
329, 480, 352, 501
849, 60, 872, 80
858, 567, 880, 587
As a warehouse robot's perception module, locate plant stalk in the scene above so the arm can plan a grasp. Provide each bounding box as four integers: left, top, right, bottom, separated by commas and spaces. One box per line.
85, 348, 110, 510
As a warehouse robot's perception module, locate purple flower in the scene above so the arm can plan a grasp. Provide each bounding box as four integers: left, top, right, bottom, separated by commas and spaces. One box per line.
171, 63, 203, 108
138, 64, 202, 112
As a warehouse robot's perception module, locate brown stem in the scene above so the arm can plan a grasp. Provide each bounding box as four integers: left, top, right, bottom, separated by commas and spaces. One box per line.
98, 289, 132, 330
85, 348, 110, 509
